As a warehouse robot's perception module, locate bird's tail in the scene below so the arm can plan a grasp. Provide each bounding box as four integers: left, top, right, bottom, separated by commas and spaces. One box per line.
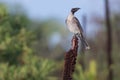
78, 33, 90, 50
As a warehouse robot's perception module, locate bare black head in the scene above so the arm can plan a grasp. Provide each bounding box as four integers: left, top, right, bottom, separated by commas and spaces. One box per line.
71, 8, 80, 14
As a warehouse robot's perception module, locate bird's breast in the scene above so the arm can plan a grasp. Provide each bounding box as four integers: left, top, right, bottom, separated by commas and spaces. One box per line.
66, 13, 80, 34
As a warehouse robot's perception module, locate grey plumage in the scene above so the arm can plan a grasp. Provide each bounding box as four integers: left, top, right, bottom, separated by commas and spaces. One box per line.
66, 8, 90, 50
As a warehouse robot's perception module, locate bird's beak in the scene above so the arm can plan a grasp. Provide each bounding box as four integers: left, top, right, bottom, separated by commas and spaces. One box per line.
71, 7, 81, 13
76, 8, 80, 11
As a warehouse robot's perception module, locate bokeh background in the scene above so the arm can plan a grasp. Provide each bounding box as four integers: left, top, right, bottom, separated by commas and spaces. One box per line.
0, 0, 120, 80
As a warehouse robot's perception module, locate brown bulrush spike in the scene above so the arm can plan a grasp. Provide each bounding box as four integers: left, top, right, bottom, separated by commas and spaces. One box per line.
62, 35, 79, 80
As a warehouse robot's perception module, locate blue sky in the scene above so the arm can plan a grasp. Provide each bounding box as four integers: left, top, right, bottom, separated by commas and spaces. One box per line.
0, 0, 105, 36
0, 0, 104, 19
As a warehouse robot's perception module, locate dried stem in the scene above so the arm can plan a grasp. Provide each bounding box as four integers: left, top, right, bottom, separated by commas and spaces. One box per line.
62, 35, 79, 80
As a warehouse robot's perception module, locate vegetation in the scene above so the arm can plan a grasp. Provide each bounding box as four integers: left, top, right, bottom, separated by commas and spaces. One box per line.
0, 4, 57, 80
73, 60, 97, 80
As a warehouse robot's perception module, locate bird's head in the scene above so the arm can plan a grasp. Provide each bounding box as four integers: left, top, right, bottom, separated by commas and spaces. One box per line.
71, 8, 80, 14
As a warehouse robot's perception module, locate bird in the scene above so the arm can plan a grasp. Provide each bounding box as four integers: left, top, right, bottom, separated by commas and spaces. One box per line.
66, 7, 90, 50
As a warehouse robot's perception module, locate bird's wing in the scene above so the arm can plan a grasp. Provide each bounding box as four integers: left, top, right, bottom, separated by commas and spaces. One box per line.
73, 17, 83, 33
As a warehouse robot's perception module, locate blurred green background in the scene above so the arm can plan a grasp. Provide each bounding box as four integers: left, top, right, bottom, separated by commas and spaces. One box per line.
0, 0, 120, 80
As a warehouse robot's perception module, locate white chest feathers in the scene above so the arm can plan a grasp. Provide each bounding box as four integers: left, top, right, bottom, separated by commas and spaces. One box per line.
66, 13, 80, 34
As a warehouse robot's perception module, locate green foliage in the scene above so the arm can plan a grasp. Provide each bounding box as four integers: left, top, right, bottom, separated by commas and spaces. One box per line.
0, 15, 34, 65
0, 3, 57, 80
73, 60, 97, 80
0, 4, 8, 18
0, 57, 56, 80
